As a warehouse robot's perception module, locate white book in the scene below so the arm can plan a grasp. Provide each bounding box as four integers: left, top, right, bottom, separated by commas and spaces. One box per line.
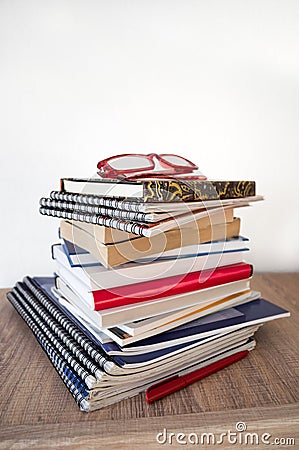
60, 236, 250, 267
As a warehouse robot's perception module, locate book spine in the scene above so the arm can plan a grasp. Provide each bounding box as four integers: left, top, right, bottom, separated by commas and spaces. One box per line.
92, 263, 253, 310
7, 290, 90, 410
22, 277, 114, 372
39, 206, 151, 237
40, 197, 150, 222
51, 190, 146, 212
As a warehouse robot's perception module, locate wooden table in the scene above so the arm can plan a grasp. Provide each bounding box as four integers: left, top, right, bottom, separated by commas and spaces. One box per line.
0, 273, 298, 449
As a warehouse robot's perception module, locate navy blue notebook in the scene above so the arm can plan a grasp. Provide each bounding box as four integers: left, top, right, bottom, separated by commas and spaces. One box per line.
125, 298, 289, 348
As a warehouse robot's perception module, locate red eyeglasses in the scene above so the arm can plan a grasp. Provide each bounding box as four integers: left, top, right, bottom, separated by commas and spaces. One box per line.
97, 153, 207, 180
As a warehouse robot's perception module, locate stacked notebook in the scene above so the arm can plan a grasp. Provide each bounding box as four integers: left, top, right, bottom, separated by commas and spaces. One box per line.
7, 175, 289, 411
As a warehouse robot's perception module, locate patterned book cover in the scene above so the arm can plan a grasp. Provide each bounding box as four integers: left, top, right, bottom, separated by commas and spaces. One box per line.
60, 178, 256, 202
142, 180, 255, 202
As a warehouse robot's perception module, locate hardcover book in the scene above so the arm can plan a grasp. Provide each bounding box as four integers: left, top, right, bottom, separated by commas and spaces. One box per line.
60, 178, 256, 202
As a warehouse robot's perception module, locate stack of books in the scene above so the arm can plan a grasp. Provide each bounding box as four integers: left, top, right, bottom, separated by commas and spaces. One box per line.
7, 175, 289, 412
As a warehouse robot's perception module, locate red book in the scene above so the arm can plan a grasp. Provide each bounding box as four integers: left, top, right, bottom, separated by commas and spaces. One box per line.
91, 262, 252, 310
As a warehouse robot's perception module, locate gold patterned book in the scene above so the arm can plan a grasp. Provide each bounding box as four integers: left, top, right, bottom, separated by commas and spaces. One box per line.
60, 178, 256, 202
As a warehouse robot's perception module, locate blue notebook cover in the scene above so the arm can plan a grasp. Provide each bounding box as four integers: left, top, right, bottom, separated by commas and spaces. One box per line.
63, 239, 88, 255
125, 298, 289, 349
61, 241, 100, 268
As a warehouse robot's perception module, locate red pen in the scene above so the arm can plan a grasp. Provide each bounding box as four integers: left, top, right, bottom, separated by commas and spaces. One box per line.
145, 350, 249, 403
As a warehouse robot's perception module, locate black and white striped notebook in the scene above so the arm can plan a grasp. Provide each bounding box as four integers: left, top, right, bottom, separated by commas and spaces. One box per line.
40, 195, 248, 238
49, 190, 263, 213
7, 288, 92, 411
50, 190, 150, 212
39, 205, 154, 237
19, 277, 117, 374
40, 197, 153, 222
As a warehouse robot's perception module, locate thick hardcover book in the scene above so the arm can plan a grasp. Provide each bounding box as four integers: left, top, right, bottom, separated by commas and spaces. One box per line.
59, 217, 241, 268
60, 178, 256, 202
67, 262, 253, 311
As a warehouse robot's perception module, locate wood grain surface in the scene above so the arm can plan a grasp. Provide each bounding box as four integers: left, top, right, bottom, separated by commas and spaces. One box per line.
0, 273, 298, 449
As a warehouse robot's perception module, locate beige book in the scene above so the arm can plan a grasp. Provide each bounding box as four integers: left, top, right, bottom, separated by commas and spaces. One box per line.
60, 216, 240, 268
70, 208, 234, 245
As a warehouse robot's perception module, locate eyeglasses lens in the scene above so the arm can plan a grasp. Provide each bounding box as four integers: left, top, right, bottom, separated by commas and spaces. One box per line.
108, 156, 152, 170
161, 155, 193, 167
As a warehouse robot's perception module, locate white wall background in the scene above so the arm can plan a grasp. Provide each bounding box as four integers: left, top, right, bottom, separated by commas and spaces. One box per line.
0, 0, 299, 286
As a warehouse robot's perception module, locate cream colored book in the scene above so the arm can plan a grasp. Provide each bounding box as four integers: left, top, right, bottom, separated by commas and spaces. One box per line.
60, 216, 241, 268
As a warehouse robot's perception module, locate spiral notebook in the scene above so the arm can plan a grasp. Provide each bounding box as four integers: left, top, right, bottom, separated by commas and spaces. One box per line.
7, 284, 256, 411
7, 278, 259, 411
40, 201, 243, 238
